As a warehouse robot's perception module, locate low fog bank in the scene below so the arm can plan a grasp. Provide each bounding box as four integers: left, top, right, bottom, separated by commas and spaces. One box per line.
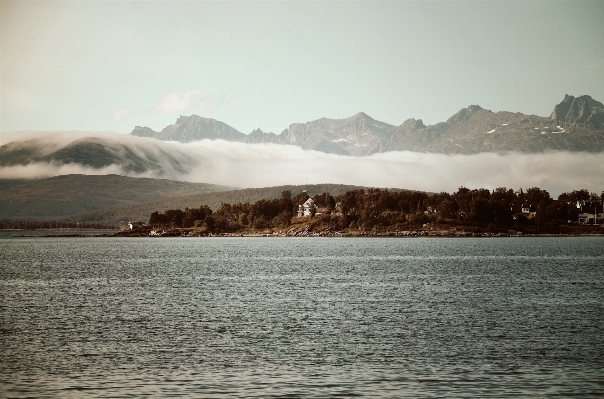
1, 132, 603, 197
179, 141, 604, 197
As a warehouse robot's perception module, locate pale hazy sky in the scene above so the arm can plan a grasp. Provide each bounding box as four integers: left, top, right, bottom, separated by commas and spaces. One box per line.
2, 0, 603, 135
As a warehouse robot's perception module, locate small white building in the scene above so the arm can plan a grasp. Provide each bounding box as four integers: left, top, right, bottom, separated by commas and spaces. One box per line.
128, 221, 145, 230
298, 198, 316, 217
298, 197, 338, 217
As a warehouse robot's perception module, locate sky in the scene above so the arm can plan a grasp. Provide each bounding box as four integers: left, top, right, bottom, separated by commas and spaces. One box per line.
2, 0, 603, 135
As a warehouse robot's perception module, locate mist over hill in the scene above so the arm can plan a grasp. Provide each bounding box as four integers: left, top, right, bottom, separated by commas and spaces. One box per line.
0, 131, 198, 178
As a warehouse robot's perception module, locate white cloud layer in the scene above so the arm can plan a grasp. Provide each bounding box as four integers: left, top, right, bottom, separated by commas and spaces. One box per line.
153, 90, 224, 114
105, 108, 135, 122
1, 132, 603, 197
175, 141, 604, 196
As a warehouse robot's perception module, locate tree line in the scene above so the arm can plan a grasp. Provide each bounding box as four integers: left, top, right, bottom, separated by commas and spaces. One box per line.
148, 187, 603, 233
149, 191, 305, 232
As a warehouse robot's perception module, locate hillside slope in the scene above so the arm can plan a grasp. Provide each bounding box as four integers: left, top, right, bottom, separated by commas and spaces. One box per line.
0, 175, 233, 220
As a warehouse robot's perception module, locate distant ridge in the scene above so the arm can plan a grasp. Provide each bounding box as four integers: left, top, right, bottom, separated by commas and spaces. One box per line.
131, 95, 604, 155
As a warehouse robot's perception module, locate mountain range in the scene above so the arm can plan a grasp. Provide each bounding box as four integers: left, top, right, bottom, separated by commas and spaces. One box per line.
131, 94, 604, 155
2, 95, 604, 181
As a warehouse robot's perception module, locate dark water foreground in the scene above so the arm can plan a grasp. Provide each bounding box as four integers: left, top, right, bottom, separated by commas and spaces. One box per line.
1, 237, 603, 397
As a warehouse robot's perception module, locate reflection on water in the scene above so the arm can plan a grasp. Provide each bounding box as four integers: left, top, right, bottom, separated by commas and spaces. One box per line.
1, 237, 603, 397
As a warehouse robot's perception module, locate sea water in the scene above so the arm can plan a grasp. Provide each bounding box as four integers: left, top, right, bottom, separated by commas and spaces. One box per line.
1, 237, 603, 397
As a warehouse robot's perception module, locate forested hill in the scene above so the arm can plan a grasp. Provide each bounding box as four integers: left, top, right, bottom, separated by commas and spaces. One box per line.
0, 174, 415, 225
145, 187, 603, 236
65, 184, 412, 226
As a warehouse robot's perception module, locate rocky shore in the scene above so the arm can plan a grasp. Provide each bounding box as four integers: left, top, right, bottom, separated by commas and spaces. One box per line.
110, 224, 603, 238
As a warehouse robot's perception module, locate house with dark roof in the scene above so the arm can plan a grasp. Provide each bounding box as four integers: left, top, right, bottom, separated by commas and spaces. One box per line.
511, 204, 536, 220
576, 201, 604, 224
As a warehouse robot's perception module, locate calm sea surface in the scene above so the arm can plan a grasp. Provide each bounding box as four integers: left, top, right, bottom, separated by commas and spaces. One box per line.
1, 237, 603, 397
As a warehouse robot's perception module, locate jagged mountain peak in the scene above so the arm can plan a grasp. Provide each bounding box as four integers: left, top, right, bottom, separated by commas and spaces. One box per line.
352, 111, 372, 119
346, 112, 395, 130
446, 104, 484, 125
131, 126, 158, 138
400, 118, 426, 130
175, 114, 219, 125
551, 94, 604, 126
131, 114, 245, 143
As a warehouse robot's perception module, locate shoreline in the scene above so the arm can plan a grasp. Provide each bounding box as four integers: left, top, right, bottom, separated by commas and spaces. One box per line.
4, 221, 603, 239
0, 228, 114, 232
6, 231, 604, 238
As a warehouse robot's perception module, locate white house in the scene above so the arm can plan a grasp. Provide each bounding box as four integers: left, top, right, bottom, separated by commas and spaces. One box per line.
297, 197, 339, 217
298, 198, 316, 217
